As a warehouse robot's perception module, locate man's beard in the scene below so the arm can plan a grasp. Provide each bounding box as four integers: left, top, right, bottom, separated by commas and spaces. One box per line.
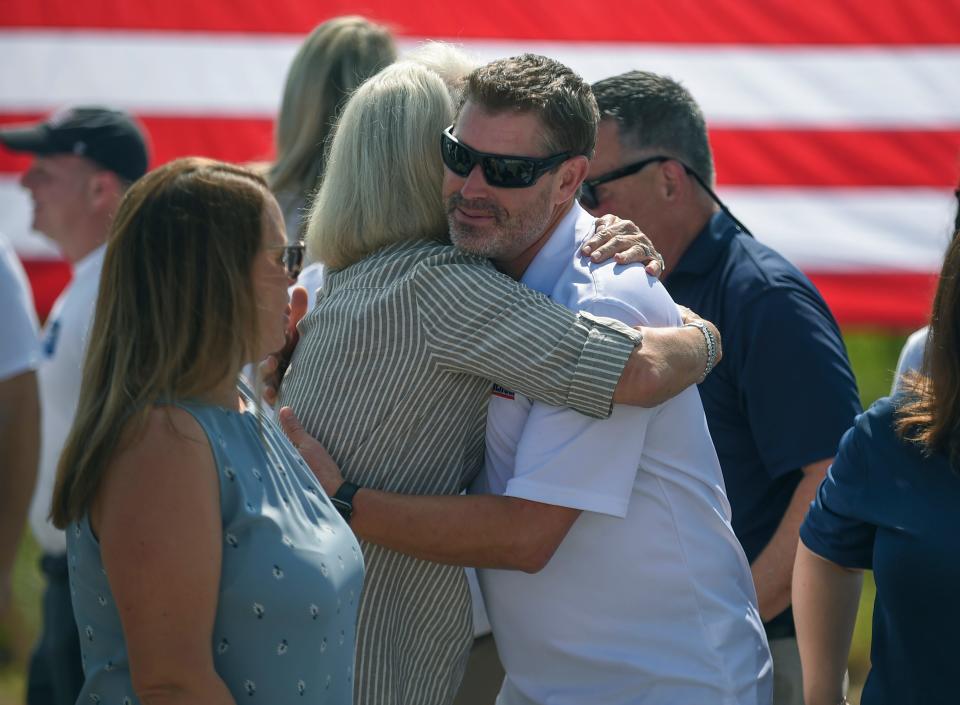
445, 191, 552, 261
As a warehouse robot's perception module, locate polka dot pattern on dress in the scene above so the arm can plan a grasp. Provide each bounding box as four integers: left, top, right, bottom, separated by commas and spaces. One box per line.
65, 388, 363, 705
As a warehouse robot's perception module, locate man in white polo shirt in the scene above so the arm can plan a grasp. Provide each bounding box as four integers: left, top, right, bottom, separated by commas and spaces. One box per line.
453, 57, 769, 704
283, 54, 771, 704
473, 178, 766, 704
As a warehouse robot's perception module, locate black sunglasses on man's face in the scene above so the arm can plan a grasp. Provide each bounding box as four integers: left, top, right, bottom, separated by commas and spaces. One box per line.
440, 126, 570, 188
579, 154, 756, 238
579, 156, 672, 210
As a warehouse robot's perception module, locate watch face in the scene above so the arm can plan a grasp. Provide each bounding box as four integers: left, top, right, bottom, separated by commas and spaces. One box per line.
330, 496, 352, 522
330, 481, 358, 523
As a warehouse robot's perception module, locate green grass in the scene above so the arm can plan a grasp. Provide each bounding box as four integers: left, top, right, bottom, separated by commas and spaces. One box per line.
0, 532, 42, 705
844, 330, 908, 407
0, 329, 909, 702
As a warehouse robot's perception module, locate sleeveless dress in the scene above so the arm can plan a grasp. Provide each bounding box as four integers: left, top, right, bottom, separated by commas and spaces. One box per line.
66, 390, 364, 704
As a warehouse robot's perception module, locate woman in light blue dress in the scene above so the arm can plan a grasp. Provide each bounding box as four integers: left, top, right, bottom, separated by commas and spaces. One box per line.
49, 158, 363, 704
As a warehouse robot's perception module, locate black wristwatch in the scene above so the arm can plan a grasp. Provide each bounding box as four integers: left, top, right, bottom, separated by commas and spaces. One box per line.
330, 481, 361, 524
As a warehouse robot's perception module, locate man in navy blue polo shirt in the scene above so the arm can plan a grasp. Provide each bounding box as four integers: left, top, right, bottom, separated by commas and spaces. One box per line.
584, 70, 861, 705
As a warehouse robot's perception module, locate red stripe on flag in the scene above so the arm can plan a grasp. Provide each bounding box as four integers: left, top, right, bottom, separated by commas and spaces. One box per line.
4, 0, 959, 45
22, 259, 71, 322
712, 129, 960, 188
3, 114, 957, 188
808, 271, 939, 329
0, 114, 275, 173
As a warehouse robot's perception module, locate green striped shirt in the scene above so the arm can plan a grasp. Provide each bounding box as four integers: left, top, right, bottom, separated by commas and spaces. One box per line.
279, 241, 640, 705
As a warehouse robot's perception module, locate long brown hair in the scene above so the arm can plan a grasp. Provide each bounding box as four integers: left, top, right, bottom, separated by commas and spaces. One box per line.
51, 158, 268, 528
895, 197, 960, 465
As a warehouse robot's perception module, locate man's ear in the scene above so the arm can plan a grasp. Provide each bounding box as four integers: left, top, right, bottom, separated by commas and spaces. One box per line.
87, 171, 123, 213
555, 155, 590, 204
660, 160, 689, 201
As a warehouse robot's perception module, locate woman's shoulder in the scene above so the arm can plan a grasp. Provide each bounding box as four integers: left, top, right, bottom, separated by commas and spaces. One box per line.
847, 397, 903, 451
102, 405, 211, 474
863, 396, 898, 425
119, 406, 217, 480
363, 240, 492, 269
415, 242, 491, 268
329, 241, 496, 293
92, 405, 221, 538
406, 243, 506, 290
849, 396, 953, 476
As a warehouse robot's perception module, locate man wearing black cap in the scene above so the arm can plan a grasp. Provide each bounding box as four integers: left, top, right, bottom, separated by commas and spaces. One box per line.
0, 106, 148, 705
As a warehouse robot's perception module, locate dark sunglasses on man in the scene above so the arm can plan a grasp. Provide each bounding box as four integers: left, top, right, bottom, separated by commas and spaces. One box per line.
580, 154, 754, 237
440, 126, 570, 188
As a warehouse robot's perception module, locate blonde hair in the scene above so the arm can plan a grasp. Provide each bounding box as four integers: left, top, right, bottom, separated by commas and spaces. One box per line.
268, 16, 396, 199
307, 62, 453, 269
405, 41, 478, 103
51, 158, 268, 528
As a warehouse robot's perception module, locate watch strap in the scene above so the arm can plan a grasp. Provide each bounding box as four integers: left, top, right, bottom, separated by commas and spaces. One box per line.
330, 481, 360, 524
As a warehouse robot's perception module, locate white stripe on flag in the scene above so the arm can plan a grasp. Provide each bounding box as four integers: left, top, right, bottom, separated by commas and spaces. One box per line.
720, 187, 956, 271
1, 31, 959, 125
1, 178, 954, 269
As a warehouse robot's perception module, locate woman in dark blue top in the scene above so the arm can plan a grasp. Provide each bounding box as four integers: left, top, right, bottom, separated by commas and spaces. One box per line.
795, 203, 960, 705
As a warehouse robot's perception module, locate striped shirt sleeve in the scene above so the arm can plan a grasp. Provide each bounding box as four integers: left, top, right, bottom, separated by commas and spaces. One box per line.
412, 251, 641, 419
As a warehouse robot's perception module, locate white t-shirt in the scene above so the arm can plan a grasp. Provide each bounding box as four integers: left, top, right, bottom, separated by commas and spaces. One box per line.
0, 235, 40, 380
29, 244, 105, 555
475, 204, 772, 705
295, 261, 325, 312
891, 326, 928, 395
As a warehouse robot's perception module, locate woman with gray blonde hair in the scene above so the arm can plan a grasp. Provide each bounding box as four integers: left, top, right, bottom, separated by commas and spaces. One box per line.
269, 15, 396, 242
405, 41, 478, 102
292, 42, 478, 310
279, 61, 721, 705
306, 61, 451, 269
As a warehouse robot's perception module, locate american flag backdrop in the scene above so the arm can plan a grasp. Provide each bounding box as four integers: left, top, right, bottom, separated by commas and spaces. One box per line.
2, 1, 959, 327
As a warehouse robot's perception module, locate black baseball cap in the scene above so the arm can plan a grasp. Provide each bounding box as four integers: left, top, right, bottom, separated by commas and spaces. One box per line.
0, 106, 149, 183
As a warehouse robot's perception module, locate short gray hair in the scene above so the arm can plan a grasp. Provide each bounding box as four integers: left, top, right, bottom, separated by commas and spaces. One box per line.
306, 62, 453, 269
459, 54, 598, 158
591, 71, 715, 185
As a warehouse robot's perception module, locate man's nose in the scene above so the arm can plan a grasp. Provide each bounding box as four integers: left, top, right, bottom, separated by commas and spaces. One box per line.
460, 164, 490, 198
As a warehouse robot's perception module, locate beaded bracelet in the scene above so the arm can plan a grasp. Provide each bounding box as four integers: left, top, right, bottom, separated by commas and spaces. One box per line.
683, 320, 718, 383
